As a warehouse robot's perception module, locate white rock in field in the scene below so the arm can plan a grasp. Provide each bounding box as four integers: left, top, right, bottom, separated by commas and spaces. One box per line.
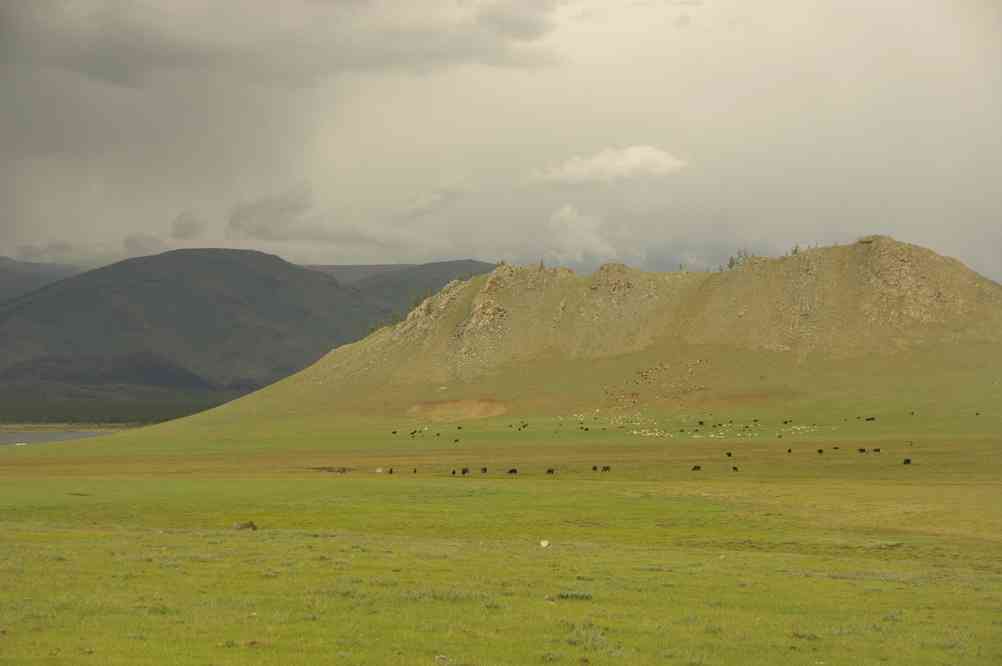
540, 540, 550, 548
14, 442, 27, 447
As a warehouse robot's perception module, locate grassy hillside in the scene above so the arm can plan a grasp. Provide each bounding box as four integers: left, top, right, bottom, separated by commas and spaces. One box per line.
0, 256, 79, 302
191, 235, 999, 426
0, 249, 381, 421
1, 236, 999, 664
0, 253, 497, 423
306, 263, 418, 283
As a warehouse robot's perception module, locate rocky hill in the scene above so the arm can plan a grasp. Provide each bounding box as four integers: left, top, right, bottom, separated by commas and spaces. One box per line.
349, 259, 496, 316
297, 237, 999, 385
237, 236, 1002, 422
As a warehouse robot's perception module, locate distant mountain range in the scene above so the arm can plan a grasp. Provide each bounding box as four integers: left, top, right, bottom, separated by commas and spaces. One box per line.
0, 250, 494, 422
307, 263, 418, 283
0, 257, 80, 302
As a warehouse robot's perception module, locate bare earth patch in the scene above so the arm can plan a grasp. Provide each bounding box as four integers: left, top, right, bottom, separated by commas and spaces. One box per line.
407, 399, 508, 421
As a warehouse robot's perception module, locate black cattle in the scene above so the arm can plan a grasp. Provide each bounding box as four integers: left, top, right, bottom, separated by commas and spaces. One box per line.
601, 465, 611, 472
873, 448, 881, 453
787, 448, 792, 453
453, 439, 460, 443
865, 416, 876, 422
451, 469, 456, 476
461, 467, 470, 476
508, 468, 518, 475
392, 430, 397, 435
546, 468, 555, 475
732, 466, 739, 472
592, 465, 598, 471
725, 452, 733, 458
817, 449, 824, 454
903, 458, 912, 465
691, 465, 701, 471
481, 467, 488, 474
388, 468, 394, 474
698, 420, 705, 426
413, 468, 417, 474
858, 448, 867, 454
457, 425, 463, 430
833, 446, 840, 450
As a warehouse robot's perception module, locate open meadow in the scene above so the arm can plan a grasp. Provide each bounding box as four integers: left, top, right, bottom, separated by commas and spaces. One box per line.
2, 391, 1000, 665
4, 244, 1002, 664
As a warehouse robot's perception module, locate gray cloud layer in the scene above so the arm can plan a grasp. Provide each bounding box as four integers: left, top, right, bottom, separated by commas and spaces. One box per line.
170, 211, 208, 241
1, 1, 1000, 280
123, 233, 167, 257
1, 1, 558, 88
226, 184, 413, 250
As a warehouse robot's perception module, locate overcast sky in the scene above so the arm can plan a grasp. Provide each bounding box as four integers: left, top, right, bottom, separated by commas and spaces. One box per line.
2, 1, 1000, 278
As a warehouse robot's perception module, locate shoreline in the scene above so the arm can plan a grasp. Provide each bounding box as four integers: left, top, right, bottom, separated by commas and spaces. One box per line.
0, 423, 143, 432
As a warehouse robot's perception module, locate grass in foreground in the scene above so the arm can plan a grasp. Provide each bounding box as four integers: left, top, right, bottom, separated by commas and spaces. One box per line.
1, 413, 1000, 665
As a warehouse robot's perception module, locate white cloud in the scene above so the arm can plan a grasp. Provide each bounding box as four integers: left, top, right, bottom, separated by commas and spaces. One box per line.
534, 146, 687, 184
544, 204, 618, 264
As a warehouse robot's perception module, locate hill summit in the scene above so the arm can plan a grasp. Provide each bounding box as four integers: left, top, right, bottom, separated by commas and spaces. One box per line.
166, 235, 994, 427
294, 236, 1001, 390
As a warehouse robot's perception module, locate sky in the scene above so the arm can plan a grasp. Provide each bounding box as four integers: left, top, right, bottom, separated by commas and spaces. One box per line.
2, 0, 1000, 279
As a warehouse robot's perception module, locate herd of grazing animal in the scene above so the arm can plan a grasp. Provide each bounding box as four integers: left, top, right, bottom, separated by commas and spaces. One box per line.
370, 413, 928, 477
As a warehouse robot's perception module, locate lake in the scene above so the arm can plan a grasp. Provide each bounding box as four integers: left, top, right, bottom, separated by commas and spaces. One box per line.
0, 431, 108, 446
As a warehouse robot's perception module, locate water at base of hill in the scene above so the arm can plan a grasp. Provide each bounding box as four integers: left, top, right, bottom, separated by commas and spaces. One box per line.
0, 431, 105, 445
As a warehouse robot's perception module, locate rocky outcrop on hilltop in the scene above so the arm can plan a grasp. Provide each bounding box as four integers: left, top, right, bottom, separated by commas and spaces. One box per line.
304, 237, 1002, 388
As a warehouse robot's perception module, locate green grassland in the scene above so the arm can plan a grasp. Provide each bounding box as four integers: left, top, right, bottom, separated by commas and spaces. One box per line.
2, 338, 1001, 665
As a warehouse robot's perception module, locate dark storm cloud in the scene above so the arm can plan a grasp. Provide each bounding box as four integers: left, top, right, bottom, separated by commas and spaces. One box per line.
2, 1, 999, 280
0, 1, 561, 262
170, 211, 209, 241
0, 1, 559, 89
